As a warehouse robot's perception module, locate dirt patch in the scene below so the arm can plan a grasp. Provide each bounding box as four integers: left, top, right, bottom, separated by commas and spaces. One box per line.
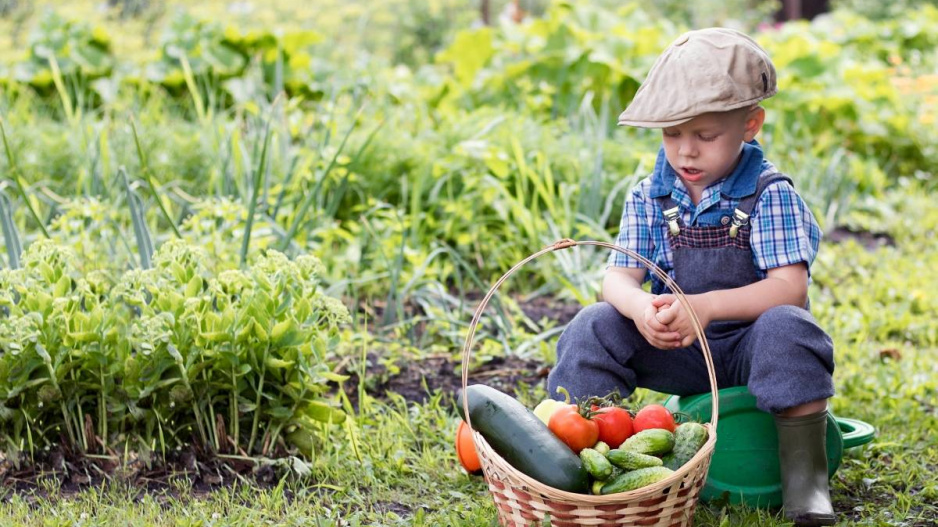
828, 226, 896, 250
0, 443, 289, 505
336, 294, 582, 408
517, 295, 584, 327
338, 353, 550, 410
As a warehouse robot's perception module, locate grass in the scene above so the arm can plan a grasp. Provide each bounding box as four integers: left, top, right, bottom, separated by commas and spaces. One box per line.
1, 187, 935, 526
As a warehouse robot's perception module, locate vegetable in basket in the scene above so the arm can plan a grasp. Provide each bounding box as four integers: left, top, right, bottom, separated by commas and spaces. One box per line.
457, 384, 590, 493
455, 420, 483, 475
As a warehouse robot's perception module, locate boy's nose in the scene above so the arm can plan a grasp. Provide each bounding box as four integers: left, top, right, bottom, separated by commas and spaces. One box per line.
678, 140, 697, 157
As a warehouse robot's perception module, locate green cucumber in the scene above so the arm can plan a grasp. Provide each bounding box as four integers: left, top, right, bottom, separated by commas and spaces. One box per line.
664, 422, 709, 470
457, 385, 589, 493
621, 428, 675, 456
600, 466, 674, 495
606, 448, 663, 470
579, 448, 613, 480
591, 479, 605, 495
593, 441, 611, 455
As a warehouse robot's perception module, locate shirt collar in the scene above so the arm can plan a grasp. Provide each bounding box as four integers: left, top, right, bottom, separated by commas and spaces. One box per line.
648, 139, 765, 199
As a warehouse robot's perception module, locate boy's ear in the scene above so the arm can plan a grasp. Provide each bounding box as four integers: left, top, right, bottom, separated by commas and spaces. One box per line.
743, 106, 765, 142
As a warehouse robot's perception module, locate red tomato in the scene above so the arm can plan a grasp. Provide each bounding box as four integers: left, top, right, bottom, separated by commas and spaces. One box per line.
632, 404, 676, 433
455, 420, 482, 474
548, 405, 599, 453
591, 406, 633, 448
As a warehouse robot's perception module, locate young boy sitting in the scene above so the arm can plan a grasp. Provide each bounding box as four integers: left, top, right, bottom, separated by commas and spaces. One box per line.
547, 28, 836, 526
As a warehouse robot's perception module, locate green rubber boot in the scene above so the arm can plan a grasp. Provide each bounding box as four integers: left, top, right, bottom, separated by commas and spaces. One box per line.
775, 411, 836, 526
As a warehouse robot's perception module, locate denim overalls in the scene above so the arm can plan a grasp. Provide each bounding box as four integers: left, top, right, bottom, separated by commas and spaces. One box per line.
548, 171, 835, 414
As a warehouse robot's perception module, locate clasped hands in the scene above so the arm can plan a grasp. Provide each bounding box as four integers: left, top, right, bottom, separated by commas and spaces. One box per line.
636, 294, 713, 349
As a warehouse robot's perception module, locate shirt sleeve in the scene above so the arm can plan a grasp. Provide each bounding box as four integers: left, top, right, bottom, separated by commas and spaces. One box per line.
750, 181, 822, 272
607, 180, 655, 275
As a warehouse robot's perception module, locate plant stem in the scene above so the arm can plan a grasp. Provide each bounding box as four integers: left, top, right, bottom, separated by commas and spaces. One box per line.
130, 118, 181, 238
99, 366, 107, 455
278, 106, 365, 252
247, 344, 270, 454
240, 103, 276, 268
202, 366, 219, 452
0, 119, 50, 239
231, 364, 239, 452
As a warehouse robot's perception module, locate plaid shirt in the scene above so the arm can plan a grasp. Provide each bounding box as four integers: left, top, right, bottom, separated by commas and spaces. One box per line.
608, 141, 822, 294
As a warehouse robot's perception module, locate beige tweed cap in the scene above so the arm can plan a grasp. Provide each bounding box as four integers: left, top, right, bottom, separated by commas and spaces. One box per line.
617, 27, 778, 128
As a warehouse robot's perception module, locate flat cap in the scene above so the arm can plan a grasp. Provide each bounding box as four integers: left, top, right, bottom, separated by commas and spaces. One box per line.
617, 27, 777, 128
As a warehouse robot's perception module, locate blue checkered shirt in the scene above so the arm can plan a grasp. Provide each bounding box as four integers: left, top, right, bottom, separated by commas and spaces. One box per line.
608, 142, 822, 294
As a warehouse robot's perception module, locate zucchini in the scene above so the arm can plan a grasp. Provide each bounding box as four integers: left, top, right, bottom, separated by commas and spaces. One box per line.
457, 385, 589, 493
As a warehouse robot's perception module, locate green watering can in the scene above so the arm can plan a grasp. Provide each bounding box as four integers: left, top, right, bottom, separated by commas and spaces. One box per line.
664, 386, 876, 508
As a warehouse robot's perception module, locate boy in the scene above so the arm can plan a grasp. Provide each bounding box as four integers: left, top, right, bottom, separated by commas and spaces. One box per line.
547, 28, 836, 526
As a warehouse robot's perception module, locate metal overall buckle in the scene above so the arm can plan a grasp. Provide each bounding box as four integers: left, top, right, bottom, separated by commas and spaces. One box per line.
663, 206, 681, 236
729, 209, 749, 238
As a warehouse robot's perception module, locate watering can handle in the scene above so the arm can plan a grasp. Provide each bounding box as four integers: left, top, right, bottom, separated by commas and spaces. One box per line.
836, 417, 876, 449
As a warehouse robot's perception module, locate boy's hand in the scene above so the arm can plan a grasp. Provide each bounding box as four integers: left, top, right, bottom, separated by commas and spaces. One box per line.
635, 296, 684, 349
651, 294, 714, 348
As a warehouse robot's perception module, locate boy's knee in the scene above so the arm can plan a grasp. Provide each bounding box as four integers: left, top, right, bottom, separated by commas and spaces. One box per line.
558, 302, 621, 356
754, 304, 811, 331
748, 304, 834, 368
572, 301, 621, 328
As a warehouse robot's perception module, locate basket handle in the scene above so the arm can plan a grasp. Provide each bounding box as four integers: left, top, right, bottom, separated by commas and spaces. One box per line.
460, 239, 719, 432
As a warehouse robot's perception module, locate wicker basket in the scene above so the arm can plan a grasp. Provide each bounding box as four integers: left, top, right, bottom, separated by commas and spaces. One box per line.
460, 239, 721, 527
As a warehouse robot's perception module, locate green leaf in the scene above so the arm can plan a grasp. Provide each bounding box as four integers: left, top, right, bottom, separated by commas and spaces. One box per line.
294, 298, 312, 322
29, 291, 53, 314
271, 318, 295, 343
286, 428, 314, 458
53, 274, 71, 298
321, 372, 350, 383
253, 319, 269, 342
236, 319, 254, 343
185, 276, 202, 298
69, 331, 98, 343
200, 331, 229, 343
281, 30, 322, 54
435, 27, 494, 87
37, 261, 57, 284
304, 400, 346, 425
266, 406, 295, 420
35, 343, 51, 363
272, 318, 307, 348
167, 344, 183, 363
203, 42, 245, 75
264, 357, 294, 370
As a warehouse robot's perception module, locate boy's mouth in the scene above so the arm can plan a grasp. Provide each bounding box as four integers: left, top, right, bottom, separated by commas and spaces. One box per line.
681, 167, 703, 180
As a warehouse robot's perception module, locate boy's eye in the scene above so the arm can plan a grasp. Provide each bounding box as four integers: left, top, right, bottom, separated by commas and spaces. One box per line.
698, 134, 719, 142
663, 130, 680, 138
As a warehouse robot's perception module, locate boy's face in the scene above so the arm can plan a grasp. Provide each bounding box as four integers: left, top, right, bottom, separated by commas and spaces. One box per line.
661, 107, 765, 195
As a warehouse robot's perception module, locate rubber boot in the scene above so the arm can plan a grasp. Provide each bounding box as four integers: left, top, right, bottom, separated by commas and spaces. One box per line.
774, 411, 836, 526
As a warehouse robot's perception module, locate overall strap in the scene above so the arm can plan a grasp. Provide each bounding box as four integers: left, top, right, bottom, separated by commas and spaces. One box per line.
728, 172, 794, 238
655, 196, 682, 236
